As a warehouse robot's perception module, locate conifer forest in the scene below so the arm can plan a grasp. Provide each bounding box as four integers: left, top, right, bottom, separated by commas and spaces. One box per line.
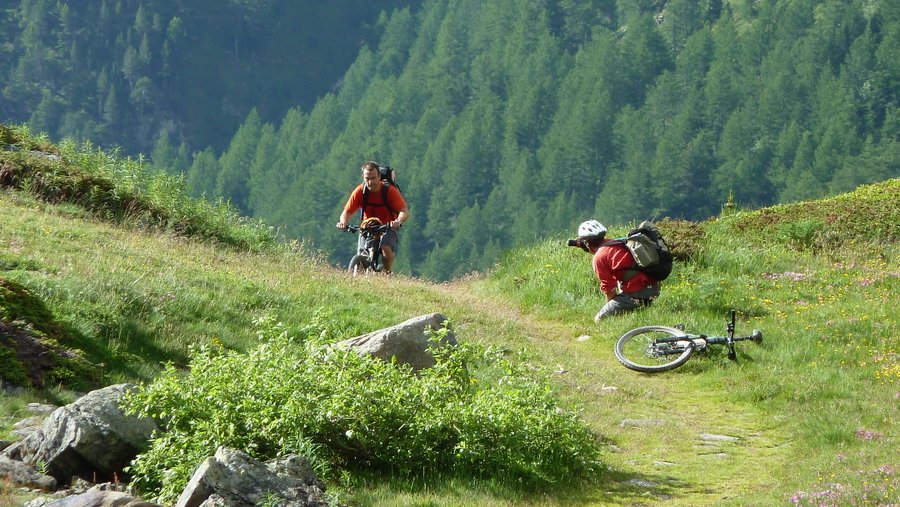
2, 0, 897, 279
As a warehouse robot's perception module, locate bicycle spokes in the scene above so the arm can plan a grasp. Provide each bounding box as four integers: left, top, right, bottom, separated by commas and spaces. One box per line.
615, 327, 694, 372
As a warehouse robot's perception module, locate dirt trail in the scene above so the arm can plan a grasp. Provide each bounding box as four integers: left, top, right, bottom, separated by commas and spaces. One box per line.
427, 278, 789, 506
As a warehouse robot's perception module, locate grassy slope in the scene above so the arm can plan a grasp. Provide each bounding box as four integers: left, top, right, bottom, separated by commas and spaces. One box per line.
0, 137, 896, 505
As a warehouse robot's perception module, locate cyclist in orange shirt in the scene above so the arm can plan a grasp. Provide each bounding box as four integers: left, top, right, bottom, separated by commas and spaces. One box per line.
337, 161, 409, 273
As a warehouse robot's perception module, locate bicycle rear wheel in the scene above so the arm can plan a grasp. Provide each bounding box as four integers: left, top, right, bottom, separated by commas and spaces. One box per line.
615, 325, 695, 373
348, 255, 370, 276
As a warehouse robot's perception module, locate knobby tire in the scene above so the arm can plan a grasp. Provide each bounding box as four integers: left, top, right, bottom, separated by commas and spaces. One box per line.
615, 325, 695, 373
348, 255, 370, 277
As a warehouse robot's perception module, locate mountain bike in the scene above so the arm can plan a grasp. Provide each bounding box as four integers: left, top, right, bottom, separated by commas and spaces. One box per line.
344, 222, 393, 276
614, 310, 763, 373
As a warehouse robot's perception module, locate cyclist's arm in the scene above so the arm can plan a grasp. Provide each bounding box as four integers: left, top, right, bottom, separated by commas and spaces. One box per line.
337, 187, 363, 229
337, 208, 353, 229
391, 208, 409, 229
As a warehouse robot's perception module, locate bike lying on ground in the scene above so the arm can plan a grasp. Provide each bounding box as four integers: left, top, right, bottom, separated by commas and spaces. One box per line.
614, 309, 763, 373
344, 219, 393, 276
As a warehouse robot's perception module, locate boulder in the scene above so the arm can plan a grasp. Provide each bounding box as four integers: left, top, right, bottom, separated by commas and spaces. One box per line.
337, 313, 456, 370
0, 454, 56, 490
175, 447, 327, 507
3, 384, 158, 485
42, 489, 159, 507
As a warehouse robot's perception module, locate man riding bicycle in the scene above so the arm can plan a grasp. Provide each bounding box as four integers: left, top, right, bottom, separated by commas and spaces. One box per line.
336, 161, 409, 273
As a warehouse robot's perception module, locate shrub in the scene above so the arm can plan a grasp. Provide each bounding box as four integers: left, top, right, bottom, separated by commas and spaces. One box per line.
122, 318, 603, 504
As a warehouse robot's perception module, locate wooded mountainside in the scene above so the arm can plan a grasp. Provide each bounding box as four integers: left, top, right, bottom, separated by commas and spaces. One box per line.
0, 0, 418, 153
2, 0, 898, 280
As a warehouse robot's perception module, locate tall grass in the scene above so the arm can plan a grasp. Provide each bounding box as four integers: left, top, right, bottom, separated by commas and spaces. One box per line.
479, 181, 899, 505
1, 123, 278, 251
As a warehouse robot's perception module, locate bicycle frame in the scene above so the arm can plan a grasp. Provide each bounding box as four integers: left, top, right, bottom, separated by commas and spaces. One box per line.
345, 223, 391, 274
641, 316, 739, 356
358, 231, 384, 269
614, 310, 763, 373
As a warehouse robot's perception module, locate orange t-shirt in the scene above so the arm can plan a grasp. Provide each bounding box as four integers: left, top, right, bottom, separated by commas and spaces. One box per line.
343, 183, 407, 224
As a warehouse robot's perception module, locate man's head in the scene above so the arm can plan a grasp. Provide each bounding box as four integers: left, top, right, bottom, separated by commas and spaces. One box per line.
577, 219, 607, 249
361, 161, 383, 192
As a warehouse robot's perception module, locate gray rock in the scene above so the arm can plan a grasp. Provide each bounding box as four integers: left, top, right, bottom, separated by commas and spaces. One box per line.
27, 403, 60, 415
337, 313, 457, 370
175, 447, 327, 507
0, 454, 57, 490
698, 433, 740, 443
44, 489, 160, 507
619, 418, 667, 428
3, 384, 158, 485
12, 415, 47, 439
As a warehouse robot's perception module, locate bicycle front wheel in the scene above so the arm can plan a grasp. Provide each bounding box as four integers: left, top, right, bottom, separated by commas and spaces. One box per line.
615, 326, 695, 373
348, 255, 370, 276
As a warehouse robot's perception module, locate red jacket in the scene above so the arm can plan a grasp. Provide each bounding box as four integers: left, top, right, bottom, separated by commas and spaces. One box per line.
592, 240, 656, 294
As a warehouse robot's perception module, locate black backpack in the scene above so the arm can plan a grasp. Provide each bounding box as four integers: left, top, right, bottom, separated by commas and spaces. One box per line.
613, 221, 673, 282
360, 164, 402, 220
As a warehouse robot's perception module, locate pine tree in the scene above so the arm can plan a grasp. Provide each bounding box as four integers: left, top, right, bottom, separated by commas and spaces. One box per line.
216, 108, 263, 213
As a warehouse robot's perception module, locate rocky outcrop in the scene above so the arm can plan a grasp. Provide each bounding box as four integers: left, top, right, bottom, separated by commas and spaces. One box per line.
3, 384, 158, 485
5, 314, 457, 503
0, 454, 57, 490
337, 312, 456, 370
175, 447, 327, 507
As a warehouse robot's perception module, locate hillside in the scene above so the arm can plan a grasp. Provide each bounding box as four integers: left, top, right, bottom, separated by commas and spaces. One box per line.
0, 0, 422, 154
3, 1, 897, 282
190, 0, 899, 281
1, 126, 897, 505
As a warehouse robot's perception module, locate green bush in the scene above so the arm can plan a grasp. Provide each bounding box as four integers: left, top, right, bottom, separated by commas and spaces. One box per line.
0, 344, 29, 387
123, 317, 603, 504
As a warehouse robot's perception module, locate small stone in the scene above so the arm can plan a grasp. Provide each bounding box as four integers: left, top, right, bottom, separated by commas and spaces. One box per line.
698, 433, 740, 442
620, 419, 667, 428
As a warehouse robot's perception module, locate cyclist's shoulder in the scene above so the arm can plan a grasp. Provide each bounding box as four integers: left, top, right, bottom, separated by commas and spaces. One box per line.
386, 183, 407, 204
600, 238, 626, 249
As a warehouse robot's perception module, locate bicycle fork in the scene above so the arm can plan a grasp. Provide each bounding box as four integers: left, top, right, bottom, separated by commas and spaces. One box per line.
726, 309, 737, 361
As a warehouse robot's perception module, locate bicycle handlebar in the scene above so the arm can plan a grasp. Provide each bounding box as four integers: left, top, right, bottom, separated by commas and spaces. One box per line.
344, 223, 395, 234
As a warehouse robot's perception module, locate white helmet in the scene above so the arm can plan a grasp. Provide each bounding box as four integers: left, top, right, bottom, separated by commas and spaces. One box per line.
577, 219, 607, 239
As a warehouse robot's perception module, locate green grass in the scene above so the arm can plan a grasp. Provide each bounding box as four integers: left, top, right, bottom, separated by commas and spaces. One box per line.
1, 125, 897, 505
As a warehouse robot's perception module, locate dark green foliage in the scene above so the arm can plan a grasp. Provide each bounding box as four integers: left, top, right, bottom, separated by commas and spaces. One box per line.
2, 0, 898, 281
0, 342, 30, 387
0, 0, 421, 154
213, 0, 897, 281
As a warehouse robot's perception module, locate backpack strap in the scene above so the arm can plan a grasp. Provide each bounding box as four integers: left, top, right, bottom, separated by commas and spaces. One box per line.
601, 239, 641, 281
360, 183, 396, 220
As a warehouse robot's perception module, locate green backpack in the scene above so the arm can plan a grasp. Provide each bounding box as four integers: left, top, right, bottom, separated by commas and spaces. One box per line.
615, 221, 673, 281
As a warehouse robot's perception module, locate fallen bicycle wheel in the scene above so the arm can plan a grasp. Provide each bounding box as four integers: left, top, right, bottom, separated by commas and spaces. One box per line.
615, 325, 695, 373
